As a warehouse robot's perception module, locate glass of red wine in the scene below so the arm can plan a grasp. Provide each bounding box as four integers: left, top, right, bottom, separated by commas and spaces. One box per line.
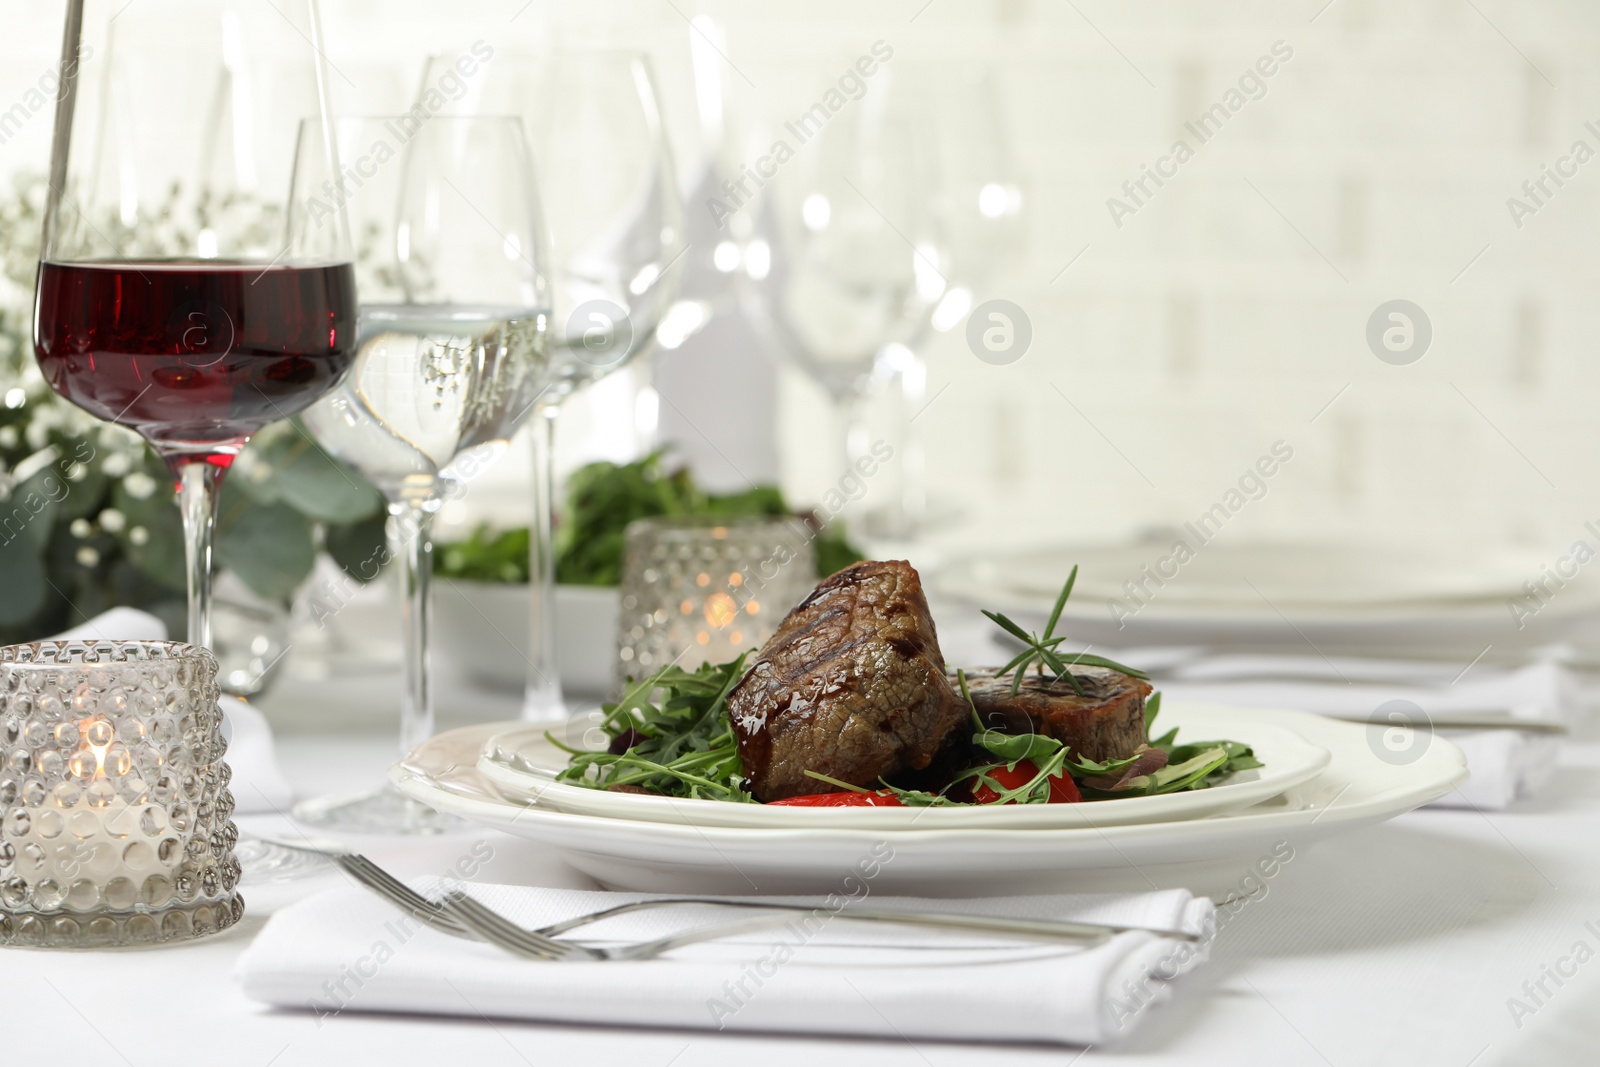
32, 0, 355, 651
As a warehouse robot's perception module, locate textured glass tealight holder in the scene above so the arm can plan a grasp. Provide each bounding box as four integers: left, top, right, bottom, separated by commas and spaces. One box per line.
0, 640, 242, 948
616, 517, 817, 682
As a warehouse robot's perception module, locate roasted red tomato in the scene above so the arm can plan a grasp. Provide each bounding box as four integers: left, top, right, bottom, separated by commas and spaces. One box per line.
972, 760, 1083, 804
768, 790, 905, 807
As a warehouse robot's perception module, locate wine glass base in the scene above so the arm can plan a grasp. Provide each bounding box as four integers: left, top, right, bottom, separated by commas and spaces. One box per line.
293, 785, 462, 835
235, 839, 335, 884
520, 686, 570, 724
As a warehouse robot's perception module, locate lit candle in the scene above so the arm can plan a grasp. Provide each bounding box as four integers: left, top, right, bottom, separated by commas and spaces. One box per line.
0, 641, 241, 947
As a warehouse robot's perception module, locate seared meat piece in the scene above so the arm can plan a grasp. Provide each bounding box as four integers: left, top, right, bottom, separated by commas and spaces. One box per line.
728, 560, 966, 802
958, 666, 1150, 763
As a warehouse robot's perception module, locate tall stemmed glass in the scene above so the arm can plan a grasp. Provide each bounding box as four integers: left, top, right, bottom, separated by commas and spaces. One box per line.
420, 49, 683, 722
881, 64, 1026, 537
741, 64, 947, 493
33, 0, 354, 650
297, 117, 549, 832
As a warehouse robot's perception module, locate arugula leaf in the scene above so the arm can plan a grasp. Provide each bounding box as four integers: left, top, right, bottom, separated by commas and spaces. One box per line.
551, 655, 754, 802
972, 729, 1063, 763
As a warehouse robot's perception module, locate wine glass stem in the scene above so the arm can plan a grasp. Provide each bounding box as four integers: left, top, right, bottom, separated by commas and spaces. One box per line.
837, 391, 868, 475
174, 461, 224, 648
393, 500, 435, 756
522, 404, 566, 722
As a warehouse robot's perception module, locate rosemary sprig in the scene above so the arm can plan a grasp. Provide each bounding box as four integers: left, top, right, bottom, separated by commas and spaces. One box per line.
983, 565, 1150, 694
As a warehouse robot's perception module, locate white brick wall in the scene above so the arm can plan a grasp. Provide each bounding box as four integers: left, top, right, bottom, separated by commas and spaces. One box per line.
6, 0, 1600, 561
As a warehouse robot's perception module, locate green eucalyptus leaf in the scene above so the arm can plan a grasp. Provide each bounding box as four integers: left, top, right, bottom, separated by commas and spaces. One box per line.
325, 511, 391, 582
216, 489, 316, 602
245, 422, 384, 523
0, 533, 46, 624
111, 473, 185, 593
6, 467, 64, 553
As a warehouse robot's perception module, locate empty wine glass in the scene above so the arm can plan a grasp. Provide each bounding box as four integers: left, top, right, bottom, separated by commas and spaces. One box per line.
297, 116, 549, 832
419, 48, 683, 722
881, 63, 1026, 537
741, 64, 948, 486
33, 0, 353, 650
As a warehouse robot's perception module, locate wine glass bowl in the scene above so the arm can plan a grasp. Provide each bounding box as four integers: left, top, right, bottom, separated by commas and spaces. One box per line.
297, 116, 550, 833
741, 65, 947, 465
33, 261, 355, 466
33, 0, 354, 650
303, 117, 549, 502
429, 49, 684, 402
418, 47, 683, 721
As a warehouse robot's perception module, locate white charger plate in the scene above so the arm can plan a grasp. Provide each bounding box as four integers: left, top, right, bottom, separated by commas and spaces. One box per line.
937, 541, 1600, 656
392, 708, 1467, 896
475, 704, 1331, 830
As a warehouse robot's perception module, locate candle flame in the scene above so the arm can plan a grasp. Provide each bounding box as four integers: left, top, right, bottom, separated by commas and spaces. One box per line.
72, 715, 114, 780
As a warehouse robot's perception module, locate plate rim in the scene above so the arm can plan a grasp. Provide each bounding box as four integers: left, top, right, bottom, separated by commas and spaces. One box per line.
392, 710, 1468, 845
475, 704, 1333, 831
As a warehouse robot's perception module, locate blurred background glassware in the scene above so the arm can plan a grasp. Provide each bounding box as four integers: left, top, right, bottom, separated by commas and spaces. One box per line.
739, 62, 948, 529
298, 117, 550, 834
878, 63, 1026, 541
434, 580, 620, 696
210, 572, 291, 698
419, 48, 686, 722
0, 639, 242, 948
615, 516, 815, 681
32, 0, 356, 653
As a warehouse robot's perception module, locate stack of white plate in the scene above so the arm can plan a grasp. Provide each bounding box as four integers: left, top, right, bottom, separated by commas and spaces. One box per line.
936, 540, 1600, 660
392, 699, 1466, 897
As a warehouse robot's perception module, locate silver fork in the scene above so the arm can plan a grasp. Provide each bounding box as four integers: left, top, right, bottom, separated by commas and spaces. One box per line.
250, 834, 472, 939
534, 896, 1202, 942
439, 891, 1201, 963
254, 835, 1200, 962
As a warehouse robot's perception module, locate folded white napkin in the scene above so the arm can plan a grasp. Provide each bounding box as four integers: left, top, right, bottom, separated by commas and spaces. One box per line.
236, 880, 1215, 1046
45, 609, 294, 815
1155, 655, 1570, 810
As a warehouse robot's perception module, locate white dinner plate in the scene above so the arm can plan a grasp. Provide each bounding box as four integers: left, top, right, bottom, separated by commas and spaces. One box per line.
392, 708, 1467, 897
937, 541, 1600, 656
475, 704, 1330, 830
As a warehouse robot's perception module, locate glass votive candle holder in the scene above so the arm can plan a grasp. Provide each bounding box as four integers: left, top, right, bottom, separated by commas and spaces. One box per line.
616, 516, 817, 682
0, 640, 242, 949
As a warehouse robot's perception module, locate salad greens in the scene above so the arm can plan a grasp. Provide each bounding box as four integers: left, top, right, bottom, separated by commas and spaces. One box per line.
551, 569, 1261, 807
1077, 692, 1263, 798
436, 450, 862, 586
555, 665, 1262, 807
549, 656, 754, 802
434, 525, 530, 584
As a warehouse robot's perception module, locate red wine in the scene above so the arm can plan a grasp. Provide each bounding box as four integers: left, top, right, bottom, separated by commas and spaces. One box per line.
34, 260, 357, 467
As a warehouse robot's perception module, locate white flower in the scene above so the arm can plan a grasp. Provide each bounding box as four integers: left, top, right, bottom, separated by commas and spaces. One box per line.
99, 508, 125, 534
123, 472, 158, 500
128, 526, 149, 546
69, 518, 91, 538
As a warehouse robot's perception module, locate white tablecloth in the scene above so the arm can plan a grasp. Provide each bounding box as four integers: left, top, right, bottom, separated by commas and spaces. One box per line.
3, 711, 1598, 1065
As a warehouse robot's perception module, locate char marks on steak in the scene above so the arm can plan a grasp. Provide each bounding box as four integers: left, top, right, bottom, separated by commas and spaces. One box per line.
959, 666, 1150, 763
728, 560, 966, 802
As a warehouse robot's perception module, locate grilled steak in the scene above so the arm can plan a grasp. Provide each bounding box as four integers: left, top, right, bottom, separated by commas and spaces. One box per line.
959, 666, 1150, 763
728, 560, 966, 802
